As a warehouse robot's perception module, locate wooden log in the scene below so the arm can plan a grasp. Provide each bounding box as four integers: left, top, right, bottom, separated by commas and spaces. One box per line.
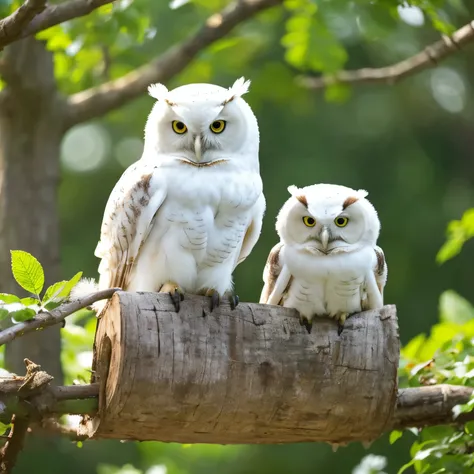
79, 292, 400, 445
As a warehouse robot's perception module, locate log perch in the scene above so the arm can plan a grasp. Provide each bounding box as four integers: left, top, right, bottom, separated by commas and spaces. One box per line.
80, 292, 400, 445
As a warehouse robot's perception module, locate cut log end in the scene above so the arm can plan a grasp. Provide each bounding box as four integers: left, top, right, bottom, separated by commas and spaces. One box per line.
79, 292, 399, 445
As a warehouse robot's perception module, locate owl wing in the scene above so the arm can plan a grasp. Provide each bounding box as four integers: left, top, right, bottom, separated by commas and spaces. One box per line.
235, 192, 266, 267
373, 246, 388, 296
259, 242, 292, 305
95, 162, 166, 290
362, 245, 387, 310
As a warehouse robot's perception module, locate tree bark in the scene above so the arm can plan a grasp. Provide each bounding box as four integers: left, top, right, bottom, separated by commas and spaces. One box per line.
81, 292, 400, 445
0, 38, 66, 382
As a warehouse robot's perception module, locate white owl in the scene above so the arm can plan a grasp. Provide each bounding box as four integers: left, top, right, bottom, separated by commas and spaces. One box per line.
74, 78, 265, 313
259, 183, 387, 333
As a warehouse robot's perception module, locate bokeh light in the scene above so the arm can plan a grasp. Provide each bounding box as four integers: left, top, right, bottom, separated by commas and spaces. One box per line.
430, 67, 466, 114
114, 137, 144, 168
61, 123, 111, 172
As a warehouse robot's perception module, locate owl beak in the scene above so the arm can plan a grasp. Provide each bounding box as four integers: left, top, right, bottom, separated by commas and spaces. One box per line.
320, 226, 329, 251
194, 134, 202, 162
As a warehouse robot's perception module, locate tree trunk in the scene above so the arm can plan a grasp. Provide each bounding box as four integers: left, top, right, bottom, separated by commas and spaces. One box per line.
81, 293, 400, 445
0, 38, 66, 382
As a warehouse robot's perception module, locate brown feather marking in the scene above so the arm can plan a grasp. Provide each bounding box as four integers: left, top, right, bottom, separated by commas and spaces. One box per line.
268, 244, 280, 276
374, 247, 386, 293
374, 248, 385, 275
139, 196, 149, 207
260, 243, 284, 304
342, 196, 358, 210
221, 95, 235, 106
130, 204, 141, 218
137, 173, 153, 193
295, 195, 308, 208
279, 275, 293, 306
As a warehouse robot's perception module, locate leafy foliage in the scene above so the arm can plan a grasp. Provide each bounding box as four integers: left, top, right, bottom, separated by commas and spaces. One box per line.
392, 293, 474, 473
0, 251, 82, 323
437, 208, 474, 264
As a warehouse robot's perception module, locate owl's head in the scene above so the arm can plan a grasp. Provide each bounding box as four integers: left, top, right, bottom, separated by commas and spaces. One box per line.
143, 77, 259, 169
276, 183, 381, 255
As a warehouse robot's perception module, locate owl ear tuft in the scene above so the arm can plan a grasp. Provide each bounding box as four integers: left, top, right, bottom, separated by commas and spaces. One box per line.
222, 77, 251, 105
287, 185, 299, 196
288, 185, 308, 208
148, 83, 169, 101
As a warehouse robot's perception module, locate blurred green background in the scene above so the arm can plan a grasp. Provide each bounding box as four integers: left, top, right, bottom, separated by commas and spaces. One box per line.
2, 0, 474, 472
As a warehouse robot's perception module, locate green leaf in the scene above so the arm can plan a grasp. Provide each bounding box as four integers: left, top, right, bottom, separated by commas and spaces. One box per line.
437, 209, 474, 264
43, 271, 83, 304
401, 333, 426, 360
20, 297, 39, 306
282, 5, 348, 74
43, 301, 61, 311
324, 82, 351, 103
0, 293, 20, 304
397, 459, 416, 474
10, 307, 36, 322
439, 290, 474, 325
10, 250, 44, 296
390, 429, 403, 444
0, 421, 10, 433
0, 308, 9, 321
465, 421, 474, 434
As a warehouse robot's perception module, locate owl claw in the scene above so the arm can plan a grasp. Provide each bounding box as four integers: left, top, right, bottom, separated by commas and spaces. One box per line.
337, 322, 344, 336
228, 293, 239, 310
209, 290, 220, 312
227, 291, 240, 311
159, 282, 185, 312
299, 315, 313, 334
336, 312, 349, 335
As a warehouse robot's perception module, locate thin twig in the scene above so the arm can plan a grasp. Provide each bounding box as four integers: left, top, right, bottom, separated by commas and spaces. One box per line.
0, 0, 116, 50
0, 0, 47, 50
0, 415, 29, 474
299, 20, 474, 89
0, 288, 118, 346
65, 0, 283, 127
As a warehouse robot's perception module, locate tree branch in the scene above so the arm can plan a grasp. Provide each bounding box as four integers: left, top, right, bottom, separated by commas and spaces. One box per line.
0, 0, 116, 50
0, 0, 46, 51
0, 360, 472, 443
299, 20, 474, 89
65, 0, 283, 127
393, 384, 474, 430
0, 415, 29, 474
0, 288, 118, 347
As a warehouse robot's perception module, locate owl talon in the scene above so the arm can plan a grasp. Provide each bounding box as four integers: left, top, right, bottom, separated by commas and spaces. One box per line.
299, 315, 313, 334
159, 281, 185, 313
209, 291, 220, 312
227, 293, 239, 310
336, 312, 349, 335
169, 290, 182, 312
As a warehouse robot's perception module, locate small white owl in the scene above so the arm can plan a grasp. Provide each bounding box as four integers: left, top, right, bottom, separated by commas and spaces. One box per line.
259, 183, 387, 333
73, 78, 265, 313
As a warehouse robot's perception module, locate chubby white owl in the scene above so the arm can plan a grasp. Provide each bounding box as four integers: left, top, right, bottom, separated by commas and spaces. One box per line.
259, 183, 387, 333
74, 77, 265, 313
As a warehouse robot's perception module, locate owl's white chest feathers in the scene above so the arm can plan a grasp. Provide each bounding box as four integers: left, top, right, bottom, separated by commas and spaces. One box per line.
129, 161, 262, 294
282, 245, 377, 319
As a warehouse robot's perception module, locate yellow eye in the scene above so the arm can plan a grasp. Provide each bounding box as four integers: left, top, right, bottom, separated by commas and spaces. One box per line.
172, 120, 187, 134
335, 216, 349, 227
210, 120, 226, 134
303, 216, 316, 227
